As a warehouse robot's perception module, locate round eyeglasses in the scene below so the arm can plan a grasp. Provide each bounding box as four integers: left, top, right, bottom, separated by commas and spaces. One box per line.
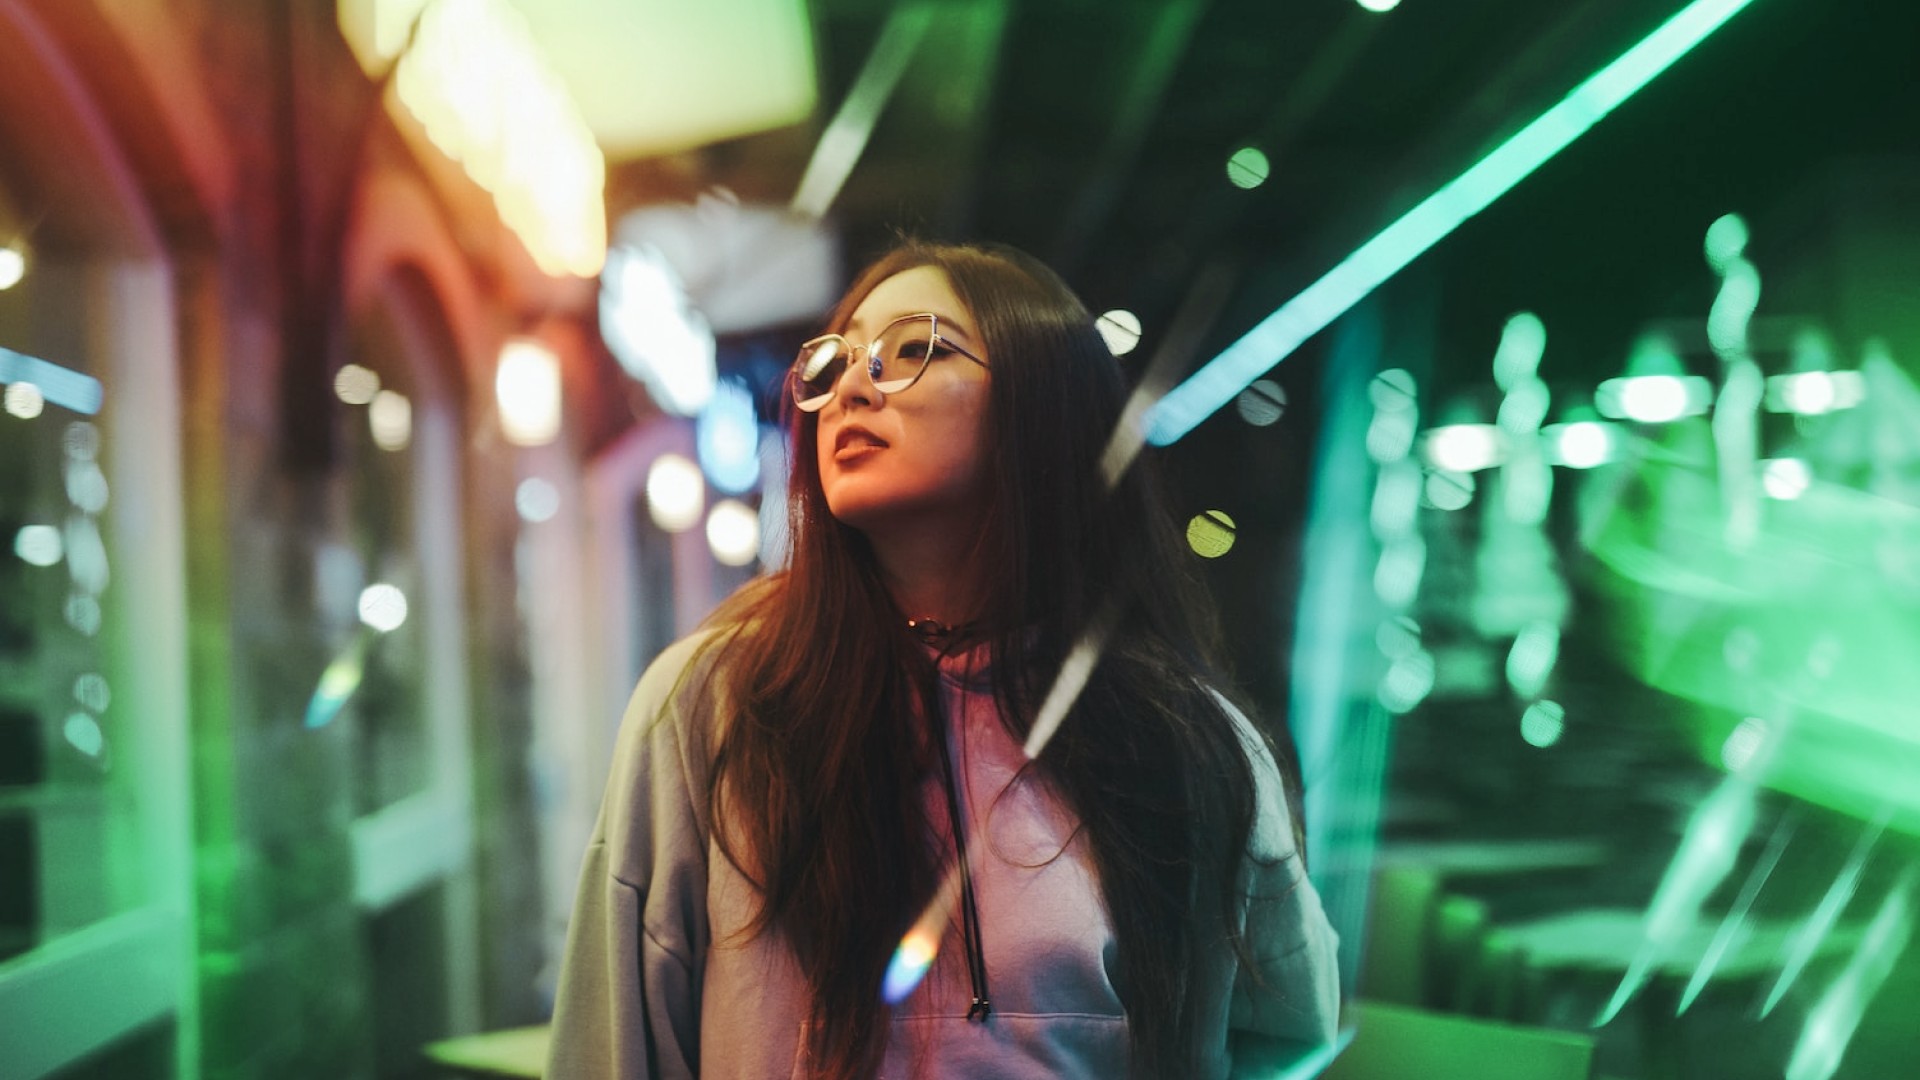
790, 313, 987, 412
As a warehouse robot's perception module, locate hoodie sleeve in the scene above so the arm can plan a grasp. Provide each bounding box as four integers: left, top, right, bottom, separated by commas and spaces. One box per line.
1219, 696, 1343, 1072
546, 634, 720, 1080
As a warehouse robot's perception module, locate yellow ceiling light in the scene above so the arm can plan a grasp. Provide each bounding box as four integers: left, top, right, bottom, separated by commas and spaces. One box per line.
339, 0, 607, 278
338, 0, 816, 161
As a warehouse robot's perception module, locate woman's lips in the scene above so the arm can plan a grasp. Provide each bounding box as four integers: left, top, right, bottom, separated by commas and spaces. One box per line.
833, 428, 888, 462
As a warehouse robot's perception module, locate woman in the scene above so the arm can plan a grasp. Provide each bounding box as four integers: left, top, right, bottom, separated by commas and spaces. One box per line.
547, 241, 1339, 1079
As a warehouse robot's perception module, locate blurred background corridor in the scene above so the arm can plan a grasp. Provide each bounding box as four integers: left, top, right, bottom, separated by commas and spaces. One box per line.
2, 0, 1917, 1077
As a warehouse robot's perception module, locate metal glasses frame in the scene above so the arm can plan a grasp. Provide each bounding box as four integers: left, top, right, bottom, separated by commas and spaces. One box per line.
789, 312, 987, 412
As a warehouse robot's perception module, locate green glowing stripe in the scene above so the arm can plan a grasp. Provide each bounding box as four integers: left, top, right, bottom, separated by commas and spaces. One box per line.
1144, 0, 1761, 446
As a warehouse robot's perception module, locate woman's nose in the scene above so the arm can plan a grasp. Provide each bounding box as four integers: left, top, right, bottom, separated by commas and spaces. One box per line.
832, 345, 880, 409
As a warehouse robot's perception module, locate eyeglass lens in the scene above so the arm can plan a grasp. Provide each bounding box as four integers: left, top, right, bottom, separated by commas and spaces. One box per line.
791, 314, 938, 411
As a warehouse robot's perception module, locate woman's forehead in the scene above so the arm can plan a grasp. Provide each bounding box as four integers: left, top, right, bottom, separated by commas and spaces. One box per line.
846, 265, 975, 337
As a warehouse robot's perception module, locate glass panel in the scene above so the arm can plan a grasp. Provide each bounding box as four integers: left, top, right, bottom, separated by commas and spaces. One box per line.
0, 248, 135, 959
337, 310, 430, 816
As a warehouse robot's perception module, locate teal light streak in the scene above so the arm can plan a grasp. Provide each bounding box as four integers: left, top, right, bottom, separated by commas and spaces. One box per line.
1143, 0, 1761, 446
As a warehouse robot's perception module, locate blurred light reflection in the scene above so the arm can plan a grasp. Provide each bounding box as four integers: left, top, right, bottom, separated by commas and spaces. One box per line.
1786, 868, 1917, 1080
1235, 379, 1286, 426
1185, 510, 1237, 558
646, 453, 704, 533
334, 363, 380, 405
0, 242, 24, 289
516, 478, 561, 523
369, 389, 413, 451
14, 524, 63, 567
1097, 309, 1143, 356
4, 381, 45, 419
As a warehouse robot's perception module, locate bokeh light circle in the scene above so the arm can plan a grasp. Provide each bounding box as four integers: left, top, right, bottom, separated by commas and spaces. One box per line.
357, 583, 409, 633
705, 499, 760, 567
1186, 510, 1237, 558
647, 453, 705, 533
516, 478, 561, 523
1235, 380, 1287, 426
334, 363, 381, 405
1761, 457, 1811, 500
5, 381, 46, 419
1520, 700, 1566, 748
14, 524, 63, 567
0, 245, 25, 290
1096, 310, 1143, 356
1422, 469, 1474, 511
1226, 146, 1270, 189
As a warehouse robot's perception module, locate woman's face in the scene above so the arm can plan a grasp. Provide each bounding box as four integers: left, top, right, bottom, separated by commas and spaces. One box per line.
813, 265, 993, 538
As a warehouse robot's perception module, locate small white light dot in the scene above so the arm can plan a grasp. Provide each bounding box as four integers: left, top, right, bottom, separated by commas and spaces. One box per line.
357, 583, 409, 632
705, 499, 761, 567
647, 454, 705, 533
1553, 421, 1614, 469
369, 390, 412, 451
333, 363, 381, 405
5, 382, 46, 419
14, 524, 63, 567
0, 245, 25, 290
1096, 310, 1143, 356
1762, 457, 1811, 500
1422, 424, 1504, 472
516, 478, 561, 523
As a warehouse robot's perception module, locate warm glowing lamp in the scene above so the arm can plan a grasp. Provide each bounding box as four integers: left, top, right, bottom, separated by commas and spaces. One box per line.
496, 338, 562, 446
647, 453, 705, 533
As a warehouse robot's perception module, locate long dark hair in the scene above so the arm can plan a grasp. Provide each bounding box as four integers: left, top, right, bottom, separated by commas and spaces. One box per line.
696, 240, 1285, 1077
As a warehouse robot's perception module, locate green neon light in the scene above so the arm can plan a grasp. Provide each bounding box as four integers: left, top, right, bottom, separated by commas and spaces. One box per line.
1144, 0, 1761, 446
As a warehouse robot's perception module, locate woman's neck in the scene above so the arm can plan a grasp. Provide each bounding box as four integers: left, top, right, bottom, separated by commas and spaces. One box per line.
864, 515, 985, 627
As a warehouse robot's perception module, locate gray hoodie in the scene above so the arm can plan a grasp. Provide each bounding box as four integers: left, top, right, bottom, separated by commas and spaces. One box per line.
546, 631, 1341, 1079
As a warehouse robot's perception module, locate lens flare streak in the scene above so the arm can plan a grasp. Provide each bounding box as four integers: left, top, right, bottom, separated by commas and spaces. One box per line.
305, 630, 374, 729
1021, 621, 1114, 762
1760, 806, 1892, 1018
885, 605, 1115, 1007
1597, 773, 1759, 1026
884, 865, 963, 1006
1785, 868, 1917, 1080
1679, 809, 1798, 1014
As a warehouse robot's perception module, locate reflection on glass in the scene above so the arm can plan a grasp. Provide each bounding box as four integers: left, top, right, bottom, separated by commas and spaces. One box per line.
0, 251, 124, 962
337, 322, 429, 815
